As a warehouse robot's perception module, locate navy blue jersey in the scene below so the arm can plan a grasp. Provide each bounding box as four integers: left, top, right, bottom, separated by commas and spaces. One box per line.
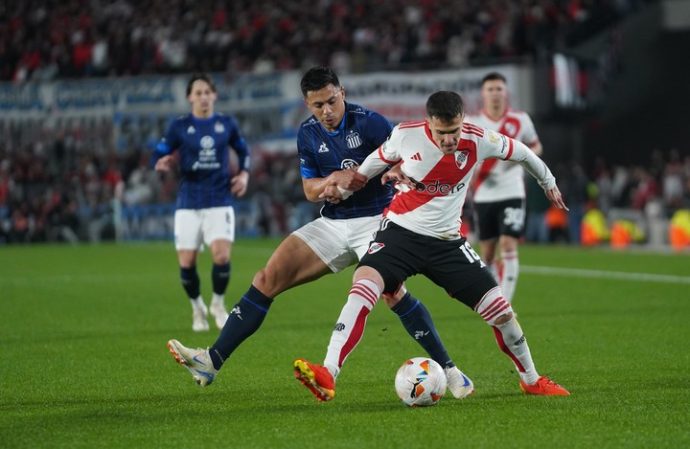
152, 113, 250, 210
298, 102, 393, 219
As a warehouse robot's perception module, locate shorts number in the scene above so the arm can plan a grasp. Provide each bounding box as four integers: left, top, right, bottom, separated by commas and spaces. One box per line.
459, 241, 485, 267
503, 207, 525, 231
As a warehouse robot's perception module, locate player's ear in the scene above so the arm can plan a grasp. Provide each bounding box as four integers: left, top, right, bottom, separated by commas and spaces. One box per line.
340, 86, 346, 101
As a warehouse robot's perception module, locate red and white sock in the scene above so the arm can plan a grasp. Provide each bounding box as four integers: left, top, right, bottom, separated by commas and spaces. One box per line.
500, 249, 519, 303
323, 279, 380, 378
475, 287, 539, 384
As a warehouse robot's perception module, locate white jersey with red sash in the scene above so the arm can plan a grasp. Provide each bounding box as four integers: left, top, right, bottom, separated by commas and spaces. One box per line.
467, 110, 540, 203
349, 121, 555, 240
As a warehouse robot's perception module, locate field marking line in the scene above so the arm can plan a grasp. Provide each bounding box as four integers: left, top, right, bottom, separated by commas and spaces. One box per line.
522, 265, 690, 285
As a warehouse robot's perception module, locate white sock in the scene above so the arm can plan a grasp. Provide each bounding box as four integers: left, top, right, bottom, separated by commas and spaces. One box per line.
190, 296, 205, 309
323, 279, 380, 378
500, 249, 519, 303
493, 317, 539, 384
211, 293, 224, 305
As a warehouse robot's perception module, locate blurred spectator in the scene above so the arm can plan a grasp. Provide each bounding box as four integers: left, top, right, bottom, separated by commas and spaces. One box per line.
0, 0, 648, 82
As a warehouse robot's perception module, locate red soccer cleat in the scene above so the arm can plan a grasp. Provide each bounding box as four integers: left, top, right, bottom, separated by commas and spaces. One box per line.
520, 376, 570, 396
293, 358, 335, 402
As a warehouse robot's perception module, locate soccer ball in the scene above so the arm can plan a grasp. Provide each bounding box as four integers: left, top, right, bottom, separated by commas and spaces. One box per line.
394, 357, 447, 407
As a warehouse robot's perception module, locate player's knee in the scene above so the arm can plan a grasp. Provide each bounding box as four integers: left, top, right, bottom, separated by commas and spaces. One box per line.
252, 268, 271, 291
252, 266, 284, 297
494, 311, 513, 325
474, 287, 514, 326
213, 253, 230, 265
381, 293, 398, 308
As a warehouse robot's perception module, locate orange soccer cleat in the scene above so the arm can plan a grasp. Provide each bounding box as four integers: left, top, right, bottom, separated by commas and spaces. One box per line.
520, 376, 570, 396
293, 358, 336, 402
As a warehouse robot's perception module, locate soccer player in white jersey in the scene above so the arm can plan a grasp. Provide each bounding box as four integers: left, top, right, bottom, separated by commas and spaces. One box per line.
152, 74, 250, 332
296, 91, 570, 397
467, 72, 543, 303
166, 67, 474, 401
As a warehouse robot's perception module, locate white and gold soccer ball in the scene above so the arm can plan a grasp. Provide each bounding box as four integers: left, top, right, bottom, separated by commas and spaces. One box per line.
394, 357, 447, 407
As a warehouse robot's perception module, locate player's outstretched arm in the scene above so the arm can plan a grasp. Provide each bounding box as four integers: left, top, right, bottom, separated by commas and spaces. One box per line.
505, 139, 568, 211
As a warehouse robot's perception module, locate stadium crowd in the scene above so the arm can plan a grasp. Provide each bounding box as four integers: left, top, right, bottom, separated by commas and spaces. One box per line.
2, 0, 645, 82
1, 129, 688, 244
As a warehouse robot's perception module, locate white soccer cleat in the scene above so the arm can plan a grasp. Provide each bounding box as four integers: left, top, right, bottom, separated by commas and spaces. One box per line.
209, 298, 229, 329
191, 300, 209, 332
167, 339, 218, 387
444, 366, 475, 399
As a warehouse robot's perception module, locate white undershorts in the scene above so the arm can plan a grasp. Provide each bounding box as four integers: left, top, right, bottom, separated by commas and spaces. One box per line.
292, 215, 382, 272
174, 206, 235, 250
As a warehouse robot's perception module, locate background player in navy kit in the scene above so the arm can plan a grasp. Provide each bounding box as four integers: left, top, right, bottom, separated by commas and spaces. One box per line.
166, 67, 474, 401
153, 73, 250, 332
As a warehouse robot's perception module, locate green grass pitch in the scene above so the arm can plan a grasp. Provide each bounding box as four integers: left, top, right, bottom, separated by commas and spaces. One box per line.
1, 240, 688, 449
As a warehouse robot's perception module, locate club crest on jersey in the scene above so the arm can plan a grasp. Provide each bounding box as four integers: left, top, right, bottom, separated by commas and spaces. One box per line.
200, 136, 215, 149
346, 131, 362, 149
367, 242, 385, 254
455, 150, 469, 169
341, 159, 359, 169
214, 122, 225, 133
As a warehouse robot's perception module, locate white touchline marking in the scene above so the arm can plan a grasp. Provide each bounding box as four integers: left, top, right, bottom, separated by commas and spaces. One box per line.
522, 265, 690, 285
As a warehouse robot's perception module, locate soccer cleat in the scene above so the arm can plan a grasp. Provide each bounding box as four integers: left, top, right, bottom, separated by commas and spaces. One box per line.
520, 376, 570, 396
192, 300, 209, 332
293, 358, 335, 402
167, 339, 218, 386
444, 366, 475, 399
209, 298, 229, 330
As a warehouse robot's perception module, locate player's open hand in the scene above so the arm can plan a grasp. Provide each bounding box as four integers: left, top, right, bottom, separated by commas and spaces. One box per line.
331, 168, 367, 191
546, 186, 569, 211
154, 155, 176, 172
319, 185, 343, 204
231, 170, 249, 197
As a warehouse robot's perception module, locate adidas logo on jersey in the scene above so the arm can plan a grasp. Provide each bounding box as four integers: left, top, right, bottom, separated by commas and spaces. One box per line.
411, 152, 422, 161
318, 142, 330, 153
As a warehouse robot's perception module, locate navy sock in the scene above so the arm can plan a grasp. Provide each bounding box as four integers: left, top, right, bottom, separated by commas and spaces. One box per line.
180, 266, 200, 299
212, 262, 231, 295
209, 285, 273, 369
391, 293, 455, 369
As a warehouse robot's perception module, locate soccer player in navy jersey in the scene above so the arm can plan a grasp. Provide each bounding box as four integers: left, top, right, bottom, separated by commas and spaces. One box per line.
152, 73, 250, 332
166, 67, 474, 401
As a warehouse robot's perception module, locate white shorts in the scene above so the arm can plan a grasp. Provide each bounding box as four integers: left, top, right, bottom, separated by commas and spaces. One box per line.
174, 206, 235, 250
292, 215, 382, 272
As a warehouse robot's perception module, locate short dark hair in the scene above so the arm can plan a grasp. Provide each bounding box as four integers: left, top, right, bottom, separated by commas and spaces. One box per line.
300, 66, 340, 97
481, 72, 507, 86
426, 91, 464, 122
186, 73, 216, 96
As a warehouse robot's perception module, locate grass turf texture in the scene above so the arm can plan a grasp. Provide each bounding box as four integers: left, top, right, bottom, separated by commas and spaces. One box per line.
1, 241, 688, 449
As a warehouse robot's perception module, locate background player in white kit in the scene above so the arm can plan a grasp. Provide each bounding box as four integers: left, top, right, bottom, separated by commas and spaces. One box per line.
297, 90, 570, 397
467, 72, 543, 303
153, 74, 251, 332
